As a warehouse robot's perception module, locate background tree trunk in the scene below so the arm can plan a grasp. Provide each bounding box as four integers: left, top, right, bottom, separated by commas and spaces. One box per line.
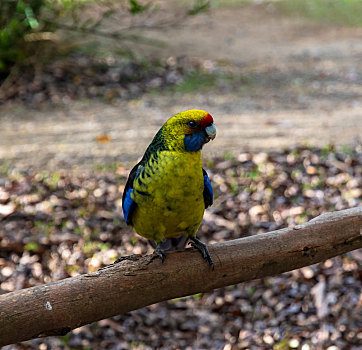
0, 207, 361, 346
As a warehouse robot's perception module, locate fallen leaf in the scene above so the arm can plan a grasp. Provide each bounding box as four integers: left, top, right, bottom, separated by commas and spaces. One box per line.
95, 134, 111, 143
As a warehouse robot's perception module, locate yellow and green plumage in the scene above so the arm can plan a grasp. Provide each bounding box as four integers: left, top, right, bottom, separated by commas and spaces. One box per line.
122, 109, 216, 267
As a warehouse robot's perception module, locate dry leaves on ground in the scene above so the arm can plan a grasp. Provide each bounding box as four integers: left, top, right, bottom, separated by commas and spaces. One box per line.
0, 145, 361, 350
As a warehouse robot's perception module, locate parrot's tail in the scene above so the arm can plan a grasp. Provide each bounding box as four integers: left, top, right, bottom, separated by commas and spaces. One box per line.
148, 236, 189, 252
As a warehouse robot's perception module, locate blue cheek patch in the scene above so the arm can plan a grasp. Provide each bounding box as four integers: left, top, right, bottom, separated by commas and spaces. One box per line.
203, 173, 213, 208
123, 188, 136, 225
184, 131, 206, 152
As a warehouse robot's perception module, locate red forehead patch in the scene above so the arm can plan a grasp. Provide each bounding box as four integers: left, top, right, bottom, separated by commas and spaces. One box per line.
201, 113, 214, 129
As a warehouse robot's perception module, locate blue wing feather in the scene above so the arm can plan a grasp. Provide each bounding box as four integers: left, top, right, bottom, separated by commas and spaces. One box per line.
203, 168, 213, 208
122, 163, 141, 225
123, 188, 136, 225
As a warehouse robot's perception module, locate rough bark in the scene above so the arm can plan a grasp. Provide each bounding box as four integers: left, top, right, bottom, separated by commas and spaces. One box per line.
0, 207, 361, 346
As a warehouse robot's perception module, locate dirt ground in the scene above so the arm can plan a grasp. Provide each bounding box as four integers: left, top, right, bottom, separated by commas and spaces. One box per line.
0, 4, 361, 170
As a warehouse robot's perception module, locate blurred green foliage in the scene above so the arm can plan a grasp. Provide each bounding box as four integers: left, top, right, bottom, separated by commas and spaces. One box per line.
24, 241, 40, 251
278, 0, 362, 27
128, 0, 151, 14
0, 0, 210, 79
0, 0, 44, 72
188, 0, 209, 15
0, 0, 89, 75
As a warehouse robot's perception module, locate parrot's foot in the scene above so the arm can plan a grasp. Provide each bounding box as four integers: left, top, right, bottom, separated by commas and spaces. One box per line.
153, 243, 167, 263
189, 237, 214, 270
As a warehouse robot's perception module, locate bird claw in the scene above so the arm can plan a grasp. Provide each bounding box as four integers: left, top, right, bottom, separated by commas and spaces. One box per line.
189, 237, 214, 270
153, 245, 166, 263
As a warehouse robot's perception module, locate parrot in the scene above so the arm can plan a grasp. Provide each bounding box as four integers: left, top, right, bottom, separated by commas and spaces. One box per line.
122, 109, 216, 268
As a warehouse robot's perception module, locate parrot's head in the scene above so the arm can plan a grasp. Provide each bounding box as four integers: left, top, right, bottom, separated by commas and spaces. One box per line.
162, 109, 216, 152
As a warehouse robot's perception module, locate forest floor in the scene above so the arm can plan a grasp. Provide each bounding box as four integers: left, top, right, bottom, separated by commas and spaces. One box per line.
0, 3, 361, 350
1, 146, 361, 350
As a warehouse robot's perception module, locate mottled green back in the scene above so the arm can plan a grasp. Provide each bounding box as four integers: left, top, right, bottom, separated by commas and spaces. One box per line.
140, 128, 168, 165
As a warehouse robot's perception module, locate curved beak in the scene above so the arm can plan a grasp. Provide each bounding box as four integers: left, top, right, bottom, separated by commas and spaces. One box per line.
205, 123, 216, 141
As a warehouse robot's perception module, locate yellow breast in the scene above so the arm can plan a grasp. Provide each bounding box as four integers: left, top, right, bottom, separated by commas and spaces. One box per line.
131, 150, 205, 242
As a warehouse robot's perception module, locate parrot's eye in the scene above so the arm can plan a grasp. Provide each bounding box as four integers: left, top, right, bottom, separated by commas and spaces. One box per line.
187, 120, 198, 129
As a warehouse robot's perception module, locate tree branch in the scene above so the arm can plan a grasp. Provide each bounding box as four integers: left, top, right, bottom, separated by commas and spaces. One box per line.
0, 207, 361, 346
